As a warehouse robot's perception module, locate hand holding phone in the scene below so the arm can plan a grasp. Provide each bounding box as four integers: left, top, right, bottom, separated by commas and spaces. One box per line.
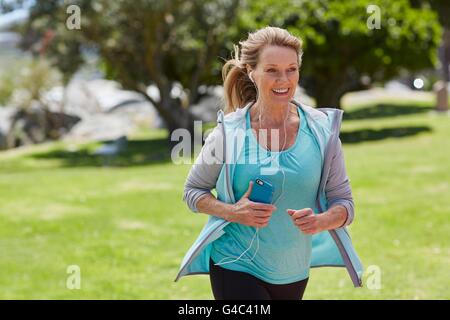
249, 178, 274, 204
229, 180, 276, 228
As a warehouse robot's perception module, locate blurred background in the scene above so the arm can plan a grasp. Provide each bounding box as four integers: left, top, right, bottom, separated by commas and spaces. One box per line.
0, 0, 448, 299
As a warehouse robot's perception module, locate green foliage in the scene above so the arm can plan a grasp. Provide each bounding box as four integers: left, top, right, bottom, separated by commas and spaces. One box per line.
21, 0, 442, 112
237, 0, 442, 106
426, 0, 450, 28
0, 57, 61, 109
0, 67, 16, 105
241, 0, 441, 73
21, 0, 242, 134
24, 0, 239, 92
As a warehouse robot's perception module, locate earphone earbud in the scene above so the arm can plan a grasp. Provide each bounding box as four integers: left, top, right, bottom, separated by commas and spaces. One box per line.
249, 71, 254, 84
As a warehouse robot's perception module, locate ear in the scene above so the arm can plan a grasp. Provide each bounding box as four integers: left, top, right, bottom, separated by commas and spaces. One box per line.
246, 65, 253, 77
246, 67, 254, 83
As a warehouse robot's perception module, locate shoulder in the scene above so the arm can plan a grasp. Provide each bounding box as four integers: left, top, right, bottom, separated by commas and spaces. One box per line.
222, 102, 254, 125
296, 101, 343, 134
204, 121, 224, 146
295, 101, 329, 121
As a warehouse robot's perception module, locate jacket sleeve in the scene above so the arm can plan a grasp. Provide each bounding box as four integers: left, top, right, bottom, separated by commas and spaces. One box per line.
182, 124, 224, 213
325, 137, 355, 227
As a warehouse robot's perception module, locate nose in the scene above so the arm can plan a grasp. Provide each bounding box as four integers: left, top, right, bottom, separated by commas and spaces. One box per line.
276, 71, 290, 83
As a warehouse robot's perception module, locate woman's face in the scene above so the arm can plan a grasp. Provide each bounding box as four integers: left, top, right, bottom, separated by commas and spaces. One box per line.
249, 45, 299, 107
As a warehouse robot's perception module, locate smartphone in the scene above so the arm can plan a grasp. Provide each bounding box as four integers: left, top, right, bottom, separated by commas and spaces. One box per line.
249, 178, 274, 204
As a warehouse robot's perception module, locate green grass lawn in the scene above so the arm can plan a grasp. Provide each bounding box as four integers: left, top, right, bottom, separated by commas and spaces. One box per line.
0, 100, 449, 299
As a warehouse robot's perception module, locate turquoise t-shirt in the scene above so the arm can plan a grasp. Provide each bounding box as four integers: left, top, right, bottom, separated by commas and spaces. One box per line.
210, 106, 322, 284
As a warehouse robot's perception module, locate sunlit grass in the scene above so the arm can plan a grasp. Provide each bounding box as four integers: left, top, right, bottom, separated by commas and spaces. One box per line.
0, 100, 449, 299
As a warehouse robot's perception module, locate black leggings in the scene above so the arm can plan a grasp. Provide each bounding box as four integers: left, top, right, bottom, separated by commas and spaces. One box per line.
209, 257, 308, 300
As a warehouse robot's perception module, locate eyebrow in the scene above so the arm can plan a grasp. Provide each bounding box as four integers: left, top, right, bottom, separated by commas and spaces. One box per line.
265, 63, 298, 67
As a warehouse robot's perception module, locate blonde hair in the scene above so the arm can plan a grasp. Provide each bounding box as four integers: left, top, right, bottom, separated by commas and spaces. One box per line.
221, 26, 303, 114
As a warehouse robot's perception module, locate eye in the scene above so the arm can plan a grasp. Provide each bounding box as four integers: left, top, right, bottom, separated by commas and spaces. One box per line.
288, 67, 297, 72
266, 68, 276, 72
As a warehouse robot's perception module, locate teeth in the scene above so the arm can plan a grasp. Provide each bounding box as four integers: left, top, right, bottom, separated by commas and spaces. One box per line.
272, 88, 288, 93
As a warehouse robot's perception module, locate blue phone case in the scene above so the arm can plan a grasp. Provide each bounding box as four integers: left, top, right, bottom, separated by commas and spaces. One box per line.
249, 178, 274, 204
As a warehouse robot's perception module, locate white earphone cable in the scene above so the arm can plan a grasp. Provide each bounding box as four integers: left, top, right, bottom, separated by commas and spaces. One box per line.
214, 71, 290, 269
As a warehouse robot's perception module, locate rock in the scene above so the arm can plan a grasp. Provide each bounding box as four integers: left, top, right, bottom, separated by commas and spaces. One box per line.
0, 103, 80, 150
0, 106, 17, 150
65, 113, 132, 142
57, 79, 161, 122
45, 79, 162, 142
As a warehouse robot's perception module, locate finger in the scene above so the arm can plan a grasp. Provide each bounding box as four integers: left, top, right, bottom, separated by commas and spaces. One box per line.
292, 211, 313, 221
255, 216, 271, 222
296, 221, 313, 229
255, 220, 270, 227
294, 217, 315, 226
287, 208, 313, 217
292, 208, 314, 217
287, 208, 311, 215
252, 203, 277, 211
254, 214, 270, 220
253, 212, 272, 219
252, 208, 272, 214
242, 181, 254, 198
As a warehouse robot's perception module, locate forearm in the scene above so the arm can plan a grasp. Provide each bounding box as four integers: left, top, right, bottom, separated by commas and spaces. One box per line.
321, 205, 348, 230
195, 193, 234, 221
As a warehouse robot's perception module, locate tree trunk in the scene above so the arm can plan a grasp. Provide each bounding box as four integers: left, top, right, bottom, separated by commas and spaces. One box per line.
311, 72, 369, 110
313, 85, 344, 109
436, 28, 450, 112
141, 92, 196, 147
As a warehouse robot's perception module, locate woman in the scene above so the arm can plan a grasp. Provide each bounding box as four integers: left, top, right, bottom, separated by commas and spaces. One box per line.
175, 26, 363, 300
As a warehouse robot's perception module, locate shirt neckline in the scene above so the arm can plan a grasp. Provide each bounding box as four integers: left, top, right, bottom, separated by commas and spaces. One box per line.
246, 104, 302, 154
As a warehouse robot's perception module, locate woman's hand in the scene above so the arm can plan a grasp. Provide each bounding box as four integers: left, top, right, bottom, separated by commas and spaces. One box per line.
287, 208, 325, 235
228, 181, 277, 228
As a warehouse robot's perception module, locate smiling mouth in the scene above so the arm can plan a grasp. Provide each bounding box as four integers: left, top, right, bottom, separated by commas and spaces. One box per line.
272, 88, 289, 95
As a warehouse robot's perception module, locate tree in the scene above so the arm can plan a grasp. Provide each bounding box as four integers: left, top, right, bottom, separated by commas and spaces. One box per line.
427, 0, 450, 111
238, 0, 442, 108
16, 0, 443, 134
20, 0, 240, 142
